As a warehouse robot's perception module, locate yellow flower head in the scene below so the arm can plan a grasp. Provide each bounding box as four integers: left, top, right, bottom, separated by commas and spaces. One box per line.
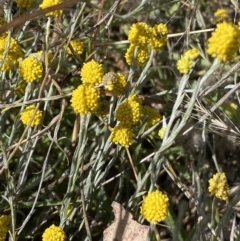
142, 106, 161, 128
208, 172, 230, 201
15, 0, 32, 9
20, 105, 43, 127
116, 95, 142, 127
19, 56, 43, 82
110, 124, 133, 148
39, 0, 63, 17
102, 72, 127, 96
207, 21, 240, 62
140, 190, 169, 223
0, 215, 10, 241
42, 224, 66, 241
183, 48, 200, 60
80, 60, 104, 85
150, 23, 168, 50
128, 22, 153, 46
214, 8, 228, 21
176, 56, 192, 74
125, 44, 150, 66
66, 39, 84, 55
0, 36, 23, 71
70, 84, 100, 115
0, 17, 7, 39
158, 127, 166, 139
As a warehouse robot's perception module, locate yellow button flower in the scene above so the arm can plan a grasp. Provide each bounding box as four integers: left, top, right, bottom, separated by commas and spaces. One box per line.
70, 84, 100, 115
207, 21, 240, 62
42, 224, 66, 241
102, 72, 127, 96
39, 0, 63, 17
150, 23, 168, 50
0, 215, 10, 241
142, 106, 161, 128
128, 22, 153, 46
214, 8, 228, 21
15, 0, 33, 9
20, 105, 43, 127
110, 124, 133, 148
208, 172, 230, 201
19, 56, 43, 82
66, 39, 84, 55
176, 56, 192, 74
140, 190, 169, 223
116, 95, 142, 127
80, 60, 104, 85
125, 44, 150, 66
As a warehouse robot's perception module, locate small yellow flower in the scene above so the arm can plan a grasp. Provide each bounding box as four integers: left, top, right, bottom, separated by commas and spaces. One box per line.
208, 172, 230, 201
0, 36, 23, 71
110, 124, 133, 148
66, 39, 84, 55
20, 105, 43, 127
140, 190, 169, 223
15, 0, 32, 9
19, 56, 43, 82
0, 215, 10, 241
70, 84, 100, 115
125, 44, 150, 66
0, 17, 7, 39
142, 106, 161, 128
80, 60, 104, 85
116, 95, 142, 127
214, 8, 228, 21
158, 127, 166, 139
183, 48, 200, 60
42, 224, 66, 241
102, 72, 127, 96
128, 22, 153, 46
207, 21, 240, 62
176, 56, 192, 74
39, 0, 63, 17
150, 23, 168, 50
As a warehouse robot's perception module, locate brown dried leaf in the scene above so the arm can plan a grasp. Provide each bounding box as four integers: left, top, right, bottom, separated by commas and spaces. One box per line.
103, 201, 149, 241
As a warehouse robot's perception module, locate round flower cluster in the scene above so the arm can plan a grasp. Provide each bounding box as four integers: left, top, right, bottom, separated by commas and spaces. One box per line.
39, 0, 63, 17
0, 36, 23, 71
208, 172, 230, 201
207, 21, 240, 62
70, 84, 100, 115
142, 106, 161, 128
19, 56, 43, 82
102, 72, 127, 96
140, 190, 169, 223
66, 39, 84, 55
80, 59, 104, 85
15, 0, 33, 9
110, 95, 142, 147
125, 44, 150, 66
158, 127, 166, 139
125, 22, 168, 65
20, 105, 43, 127
109, 124, 133, 148
214, 8, 228, 21
177, 47, 200, 74
116, 95, 142, 127
42, 224, 66, 241
0, 215, 10, 241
